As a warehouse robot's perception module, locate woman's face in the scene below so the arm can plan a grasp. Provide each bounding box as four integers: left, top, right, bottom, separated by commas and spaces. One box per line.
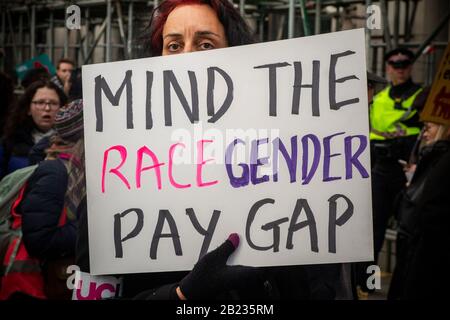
28, 87, 61, 132
162, 4, 228, 56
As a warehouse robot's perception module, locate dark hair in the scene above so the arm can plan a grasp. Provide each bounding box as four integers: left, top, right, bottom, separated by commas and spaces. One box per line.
3, 80, 67, 147
140, 0, 254, 57
21, 67, 51, 88
57, 58, 75, 69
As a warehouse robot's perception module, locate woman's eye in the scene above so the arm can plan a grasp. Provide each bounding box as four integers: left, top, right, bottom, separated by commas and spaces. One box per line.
199, 42, 214, 50
168, 43, 181, 52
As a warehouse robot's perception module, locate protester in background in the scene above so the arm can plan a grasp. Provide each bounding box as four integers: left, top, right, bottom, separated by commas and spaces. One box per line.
388, 122, 450, 299
51, 58, 75, 96
368, 48, 426, 290
0, 99, 84, 299
28, 68, 83, 166
0, 80, 66, 179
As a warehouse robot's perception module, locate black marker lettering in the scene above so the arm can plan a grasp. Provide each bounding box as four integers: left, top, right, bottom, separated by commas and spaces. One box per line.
254, 62, 291, 117
113, 208, 144, 258
94, 70, 133, 132
186, 208, 221, 259
150, 209, 183, 259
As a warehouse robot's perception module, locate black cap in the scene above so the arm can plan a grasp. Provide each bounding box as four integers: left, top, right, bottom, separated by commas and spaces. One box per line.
384, 47, 415, 62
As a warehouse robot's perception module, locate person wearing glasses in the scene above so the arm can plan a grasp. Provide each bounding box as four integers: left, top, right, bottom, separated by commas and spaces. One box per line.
367, 48, 426, 294
0, 80, 66, 179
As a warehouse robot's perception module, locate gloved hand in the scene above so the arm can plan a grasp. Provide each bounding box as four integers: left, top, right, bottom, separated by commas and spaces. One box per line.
177, 233, 263, 300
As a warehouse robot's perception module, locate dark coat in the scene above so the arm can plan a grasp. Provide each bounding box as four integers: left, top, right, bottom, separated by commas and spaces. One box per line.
19, 159, 77, 260
389, 140, 450, 299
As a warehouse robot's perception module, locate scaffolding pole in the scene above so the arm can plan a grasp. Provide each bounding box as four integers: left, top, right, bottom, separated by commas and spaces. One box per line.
240, 0, 245, 16
127, 1, 134, 59
30, 5, 36, 57
406, 0, 418, 42
315, 0, 321, 35
404, 0, 409, 42
85, 7, 90, 61
106, 0, 112, 62
7, 10, 18, 64
64, 14, 70, 58
49, 11, 54, 62
288, 0, 295, 38
115, 0, 128, 60
299, 0, 311, 36
394, 0, 400, 47
18, 13, 23, 63
380, 0, 392, 52
259, 10, 265, 42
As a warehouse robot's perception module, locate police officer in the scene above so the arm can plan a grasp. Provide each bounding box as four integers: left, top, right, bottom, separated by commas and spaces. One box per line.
369, 48, 424, 270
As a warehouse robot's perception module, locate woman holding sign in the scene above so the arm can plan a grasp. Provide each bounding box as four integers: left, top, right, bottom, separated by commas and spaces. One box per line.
115, 0, 271, 300
140, 0, 254, 57
71, 0, 351, 300
111, 0, 351, 300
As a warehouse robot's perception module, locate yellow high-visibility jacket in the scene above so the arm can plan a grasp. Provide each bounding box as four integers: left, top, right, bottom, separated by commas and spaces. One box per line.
370, 86, 423, 140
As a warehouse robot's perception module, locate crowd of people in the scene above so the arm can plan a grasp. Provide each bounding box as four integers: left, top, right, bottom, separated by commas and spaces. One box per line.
0, 0, 448, 301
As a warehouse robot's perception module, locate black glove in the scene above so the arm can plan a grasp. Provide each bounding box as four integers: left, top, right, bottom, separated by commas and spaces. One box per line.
178, 233, 263, 300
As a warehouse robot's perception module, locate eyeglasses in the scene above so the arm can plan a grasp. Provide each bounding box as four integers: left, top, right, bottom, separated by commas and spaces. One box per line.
31, 100, 60, 110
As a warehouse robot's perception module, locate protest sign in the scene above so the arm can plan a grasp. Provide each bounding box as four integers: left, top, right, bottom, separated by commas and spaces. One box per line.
82, 28, 373, 275
72, 271, 122, 300
420, 42, 450, 126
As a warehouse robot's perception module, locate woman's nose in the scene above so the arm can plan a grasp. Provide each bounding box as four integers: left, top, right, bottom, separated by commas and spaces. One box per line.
183, 41, 195, 53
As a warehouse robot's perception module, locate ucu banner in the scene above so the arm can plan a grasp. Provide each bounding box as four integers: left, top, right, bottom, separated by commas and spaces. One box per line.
67, 266, 123, 300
